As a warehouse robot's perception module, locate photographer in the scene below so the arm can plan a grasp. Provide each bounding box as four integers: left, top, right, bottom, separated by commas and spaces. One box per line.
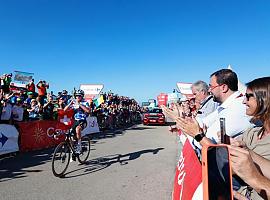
42, 95, 56, 120
36, 80, 49, 105
27, 99, 41, 121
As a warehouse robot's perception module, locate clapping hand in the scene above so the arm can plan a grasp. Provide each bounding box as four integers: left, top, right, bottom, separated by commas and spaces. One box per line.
160, 105, 179, 120
228, 145, 258, 182
175, 116, 201, 137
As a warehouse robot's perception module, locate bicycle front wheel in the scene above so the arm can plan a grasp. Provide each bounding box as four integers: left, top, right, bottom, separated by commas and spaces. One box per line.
78, 136, 91, 164
52, 142, 70, 177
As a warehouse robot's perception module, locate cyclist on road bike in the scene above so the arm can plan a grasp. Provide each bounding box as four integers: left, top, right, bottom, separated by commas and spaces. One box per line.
64, 89, 90, 154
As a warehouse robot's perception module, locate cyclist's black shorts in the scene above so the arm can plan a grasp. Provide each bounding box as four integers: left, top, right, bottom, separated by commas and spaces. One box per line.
72, 119, 87, 131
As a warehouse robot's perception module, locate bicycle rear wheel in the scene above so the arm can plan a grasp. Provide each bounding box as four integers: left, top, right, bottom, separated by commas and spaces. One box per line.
77, 136, 91, 164
52, 142, 70, 177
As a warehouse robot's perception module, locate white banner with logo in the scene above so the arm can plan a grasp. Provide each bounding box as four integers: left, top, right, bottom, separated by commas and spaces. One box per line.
0, 124, 19, 155
80, 84, 104, 95
176, 82, 193, 95
168, 92, 181, 103
82, 116, 100, 136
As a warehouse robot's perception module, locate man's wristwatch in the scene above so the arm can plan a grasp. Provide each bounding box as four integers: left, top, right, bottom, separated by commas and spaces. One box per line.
194, 132, 205, 142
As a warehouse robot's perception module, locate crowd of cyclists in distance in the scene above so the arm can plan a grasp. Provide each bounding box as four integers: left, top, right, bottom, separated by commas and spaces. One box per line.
0, 73, 142, 130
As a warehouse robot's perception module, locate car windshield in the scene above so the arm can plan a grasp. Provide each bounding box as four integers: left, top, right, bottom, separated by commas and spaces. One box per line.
149, 109, 162, 113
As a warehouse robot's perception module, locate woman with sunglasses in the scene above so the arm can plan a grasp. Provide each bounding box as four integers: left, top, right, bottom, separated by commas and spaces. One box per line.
229, 76, 270, 200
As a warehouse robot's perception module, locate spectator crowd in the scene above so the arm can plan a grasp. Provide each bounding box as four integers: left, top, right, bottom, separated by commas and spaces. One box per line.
0, 73, 142, 129
162, 69, 270, 200
3, 69, 270, 199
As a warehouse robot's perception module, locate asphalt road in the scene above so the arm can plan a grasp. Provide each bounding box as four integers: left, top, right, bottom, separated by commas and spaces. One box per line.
0, 124, 179, 200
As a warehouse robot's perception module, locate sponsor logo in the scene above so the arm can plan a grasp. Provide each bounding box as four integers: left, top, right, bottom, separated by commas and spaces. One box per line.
47, 127, 67, 138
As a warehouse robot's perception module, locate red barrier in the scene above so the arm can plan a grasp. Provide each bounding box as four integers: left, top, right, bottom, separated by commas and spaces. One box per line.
17, 109, 75, 152
173, 132, 202, 200
18, 120, 69, 152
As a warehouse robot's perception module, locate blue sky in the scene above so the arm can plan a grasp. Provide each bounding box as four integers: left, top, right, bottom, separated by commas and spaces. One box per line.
0, 0, 269, 103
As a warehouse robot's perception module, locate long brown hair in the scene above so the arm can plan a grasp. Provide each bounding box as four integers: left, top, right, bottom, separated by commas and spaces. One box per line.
246, 77, 270, 129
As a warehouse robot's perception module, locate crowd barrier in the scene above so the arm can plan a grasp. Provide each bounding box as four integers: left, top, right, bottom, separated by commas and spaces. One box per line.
172, 130, 203, 200
0, 124, 19, 156
0, 116, 100, 154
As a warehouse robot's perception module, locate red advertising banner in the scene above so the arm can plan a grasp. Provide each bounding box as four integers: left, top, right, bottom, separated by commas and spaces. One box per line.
157, 93, 168, 107
18, 110, 74, 152
173, 133, 202, 200
18, 121, 61, 152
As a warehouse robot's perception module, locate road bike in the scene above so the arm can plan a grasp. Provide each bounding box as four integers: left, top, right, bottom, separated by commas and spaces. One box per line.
51, 128, 91, 177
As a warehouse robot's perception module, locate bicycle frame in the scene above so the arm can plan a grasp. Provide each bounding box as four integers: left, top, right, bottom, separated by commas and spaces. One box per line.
54, 129, 77, 155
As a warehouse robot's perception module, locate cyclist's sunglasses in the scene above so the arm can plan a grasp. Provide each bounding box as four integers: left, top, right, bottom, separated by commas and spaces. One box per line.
245, 93, 254, 101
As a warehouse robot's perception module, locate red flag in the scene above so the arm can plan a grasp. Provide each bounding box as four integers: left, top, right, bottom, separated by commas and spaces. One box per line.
58, 109, 74, 125
57, 109, 74, 129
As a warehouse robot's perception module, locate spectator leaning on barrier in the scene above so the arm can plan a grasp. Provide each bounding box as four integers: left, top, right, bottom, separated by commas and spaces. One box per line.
27, 99, 41, 121
0, 98, 12, 124
191, 80, 218, 118
42, 95, 56, 120
12, 98, 24, 122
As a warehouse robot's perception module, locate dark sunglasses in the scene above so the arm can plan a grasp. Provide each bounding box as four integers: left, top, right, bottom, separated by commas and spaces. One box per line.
245, 93, 254, 101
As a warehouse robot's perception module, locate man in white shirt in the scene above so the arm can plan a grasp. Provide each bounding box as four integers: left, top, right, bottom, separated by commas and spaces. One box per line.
177, 69, 252, 147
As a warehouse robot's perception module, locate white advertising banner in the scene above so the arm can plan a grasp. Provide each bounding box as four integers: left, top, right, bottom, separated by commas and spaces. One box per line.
176, 82, 193, 95
82, 116, 100, 136
0, 124, 19, 155
80, 84, 104, 95
167, 92, 181, 103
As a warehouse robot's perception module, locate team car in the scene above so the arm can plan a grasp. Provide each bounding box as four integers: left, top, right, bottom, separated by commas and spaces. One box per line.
143, 108, 166, 125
